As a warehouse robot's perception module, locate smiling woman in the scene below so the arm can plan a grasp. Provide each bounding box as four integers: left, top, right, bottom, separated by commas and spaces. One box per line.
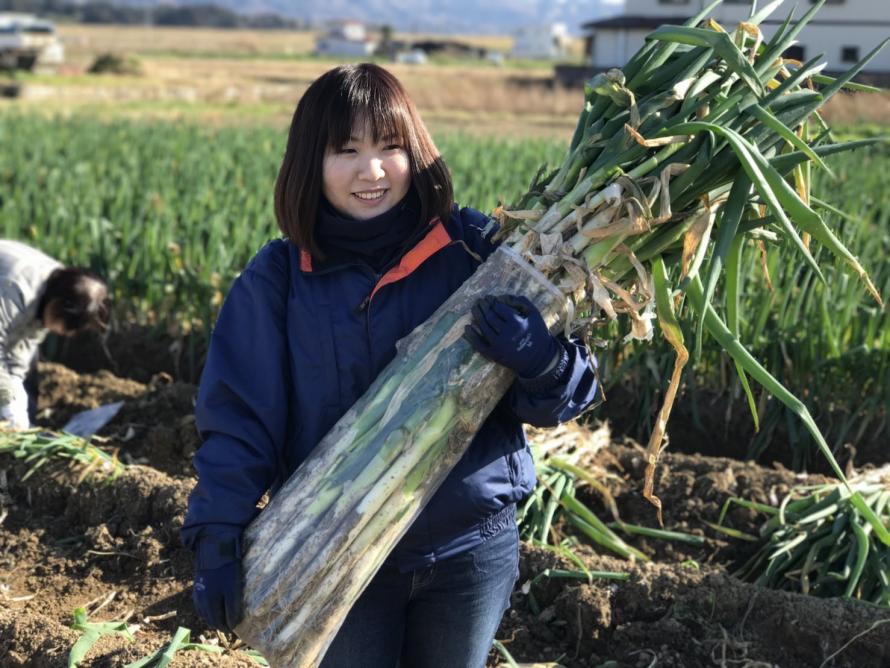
179, 61, 599, 668
321, 124, 411, 221
273, 64, 454, 259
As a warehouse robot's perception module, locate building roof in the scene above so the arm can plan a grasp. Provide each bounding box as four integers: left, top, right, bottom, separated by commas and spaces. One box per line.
582, 15, 689, 31
582, 14, 890, 31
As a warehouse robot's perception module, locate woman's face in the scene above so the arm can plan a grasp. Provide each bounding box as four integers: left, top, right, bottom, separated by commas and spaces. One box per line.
322, 121, 411, 220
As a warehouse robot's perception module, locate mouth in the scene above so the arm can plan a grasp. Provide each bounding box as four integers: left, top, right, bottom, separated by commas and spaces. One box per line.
352, 189, 388, 202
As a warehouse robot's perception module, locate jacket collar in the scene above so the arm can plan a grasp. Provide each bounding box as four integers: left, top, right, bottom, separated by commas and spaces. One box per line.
313, 191, 423, 272
299, 217, 452, 280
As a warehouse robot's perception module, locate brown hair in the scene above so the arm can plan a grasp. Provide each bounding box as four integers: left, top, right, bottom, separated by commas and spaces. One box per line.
274, 63, 453, 257
38, 268, 110, 333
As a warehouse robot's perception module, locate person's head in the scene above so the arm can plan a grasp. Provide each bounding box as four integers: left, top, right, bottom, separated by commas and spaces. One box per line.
39, 268, 110, 336
275, 63, 454, 257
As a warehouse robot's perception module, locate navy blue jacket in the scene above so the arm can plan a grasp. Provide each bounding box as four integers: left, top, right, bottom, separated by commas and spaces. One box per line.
181, 206, 599, 570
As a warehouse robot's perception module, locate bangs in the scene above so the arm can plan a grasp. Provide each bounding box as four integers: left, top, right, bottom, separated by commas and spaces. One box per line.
323, 67, 414, 150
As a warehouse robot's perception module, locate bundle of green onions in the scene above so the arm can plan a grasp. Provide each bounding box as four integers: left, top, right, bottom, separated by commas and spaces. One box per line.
518, 425, 704, 561
0, 429, 123, 483
236, 1, 889, 664
724, 467, 890, 605
519, 458, 703, 560
493, 0, 887, 515
519, 426, 645, 561
238, 244, 569, 665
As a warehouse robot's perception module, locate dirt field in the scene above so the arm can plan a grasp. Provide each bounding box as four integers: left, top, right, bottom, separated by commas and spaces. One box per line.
3, 24, 888, 136
1, 362, 888, 666
0, 24, 580, 137
55, 25, 519, 63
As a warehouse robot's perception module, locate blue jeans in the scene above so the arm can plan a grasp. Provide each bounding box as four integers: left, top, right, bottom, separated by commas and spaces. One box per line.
320, 522, 520, 668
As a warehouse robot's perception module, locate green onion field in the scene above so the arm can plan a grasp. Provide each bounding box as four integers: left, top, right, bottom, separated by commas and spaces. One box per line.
1, 6, 889, 664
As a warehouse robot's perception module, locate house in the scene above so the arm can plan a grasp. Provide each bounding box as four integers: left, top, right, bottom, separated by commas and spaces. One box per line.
512, 23, 572, 60
315, 20, 377, 58
581, 0, 890, 76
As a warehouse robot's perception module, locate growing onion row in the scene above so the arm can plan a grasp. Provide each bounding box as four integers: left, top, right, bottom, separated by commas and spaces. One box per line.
718, 467, 890, 605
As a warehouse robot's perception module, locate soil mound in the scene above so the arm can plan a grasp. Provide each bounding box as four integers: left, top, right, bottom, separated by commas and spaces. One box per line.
37, 362, 200, 476
575, 441, 831, 564
0, 364, 886, 666
503, 546, 890, 667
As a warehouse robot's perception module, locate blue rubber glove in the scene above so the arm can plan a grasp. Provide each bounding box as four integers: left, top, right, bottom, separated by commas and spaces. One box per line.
464, 294, 560, 378
192, 530, 244, 633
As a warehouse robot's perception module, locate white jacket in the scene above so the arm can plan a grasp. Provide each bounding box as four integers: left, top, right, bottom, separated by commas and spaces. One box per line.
0, 240, 62, 428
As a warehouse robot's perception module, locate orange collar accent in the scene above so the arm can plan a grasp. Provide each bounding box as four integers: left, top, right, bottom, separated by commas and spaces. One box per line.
369, 219, 450, 301
299, 248, 313, 272
297, 219, 451, 295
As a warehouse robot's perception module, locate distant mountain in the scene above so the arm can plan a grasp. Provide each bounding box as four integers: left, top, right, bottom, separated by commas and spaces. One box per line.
109, 0, 625, 34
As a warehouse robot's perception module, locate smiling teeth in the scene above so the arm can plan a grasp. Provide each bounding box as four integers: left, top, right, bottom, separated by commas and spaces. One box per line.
355, 190, 385, 200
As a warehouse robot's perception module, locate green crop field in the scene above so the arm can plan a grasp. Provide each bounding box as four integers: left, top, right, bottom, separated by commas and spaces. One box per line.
0, 114, 565, 331
1, 113, 888, 465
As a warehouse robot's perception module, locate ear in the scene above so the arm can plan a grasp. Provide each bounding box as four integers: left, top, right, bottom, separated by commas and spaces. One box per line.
41, 298, 69, 336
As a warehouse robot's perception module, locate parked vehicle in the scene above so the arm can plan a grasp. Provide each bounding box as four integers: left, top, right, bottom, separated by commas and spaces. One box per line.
0, 13, 64, 71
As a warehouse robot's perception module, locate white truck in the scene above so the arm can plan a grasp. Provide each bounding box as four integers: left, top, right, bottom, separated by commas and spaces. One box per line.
0, 13, 64, 71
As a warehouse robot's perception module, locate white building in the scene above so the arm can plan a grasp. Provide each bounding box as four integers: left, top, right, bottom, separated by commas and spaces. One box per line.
512, 23, 572, 60
315, 20, 377, 58
582, 0, 890, 75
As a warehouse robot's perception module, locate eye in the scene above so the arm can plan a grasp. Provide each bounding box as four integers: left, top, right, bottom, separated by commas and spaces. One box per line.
338, 147, 357, 154
384, 144, 402, 151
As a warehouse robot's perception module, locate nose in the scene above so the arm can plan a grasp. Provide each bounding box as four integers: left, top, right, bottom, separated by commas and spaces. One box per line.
359, 157, 386, 181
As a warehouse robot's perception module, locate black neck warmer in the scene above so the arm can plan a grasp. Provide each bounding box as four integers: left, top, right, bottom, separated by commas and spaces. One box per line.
315, 189, 426, 273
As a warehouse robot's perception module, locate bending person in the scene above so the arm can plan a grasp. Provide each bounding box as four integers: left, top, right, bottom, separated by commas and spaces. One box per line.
0, 240, 109, 430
